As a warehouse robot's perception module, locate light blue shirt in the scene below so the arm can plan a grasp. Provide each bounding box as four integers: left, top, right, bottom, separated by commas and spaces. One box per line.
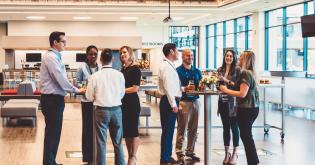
76, 62, 100, 101
40, 48, 79, 96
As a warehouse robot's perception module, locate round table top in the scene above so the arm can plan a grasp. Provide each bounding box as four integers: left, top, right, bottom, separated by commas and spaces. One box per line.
186, 90, 220, 95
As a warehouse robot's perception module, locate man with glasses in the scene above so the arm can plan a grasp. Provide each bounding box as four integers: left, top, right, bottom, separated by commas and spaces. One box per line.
40, 31, 85, 165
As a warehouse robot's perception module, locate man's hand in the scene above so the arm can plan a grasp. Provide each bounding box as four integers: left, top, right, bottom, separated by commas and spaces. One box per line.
172, 106, 179, 113
78, 88, 86, 94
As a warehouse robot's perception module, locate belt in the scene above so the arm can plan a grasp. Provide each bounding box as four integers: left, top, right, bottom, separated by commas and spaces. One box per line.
162, 95, 181, 100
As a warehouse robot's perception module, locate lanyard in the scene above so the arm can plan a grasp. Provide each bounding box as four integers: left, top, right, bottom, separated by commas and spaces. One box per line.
164, 59, 176, 71
86, 63, 99, 75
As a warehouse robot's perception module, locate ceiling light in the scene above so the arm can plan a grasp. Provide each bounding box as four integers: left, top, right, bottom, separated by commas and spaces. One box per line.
163, 0, 173, 24
120, 16, 138, 20
26, 16, 46, 20
73, 16, 92, 20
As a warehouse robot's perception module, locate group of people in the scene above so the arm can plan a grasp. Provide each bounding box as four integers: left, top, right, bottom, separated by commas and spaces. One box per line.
40, 31, 141, 165
40, 31, 259, 165
158, 43, 260, 165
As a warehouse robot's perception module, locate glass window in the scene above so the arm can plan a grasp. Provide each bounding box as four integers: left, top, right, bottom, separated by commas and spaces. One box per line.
287, 4, 304, 24
217, 23, 223, 35
268, 27, 283, 71
269, 9, 283, 27
226, 34, 234, 49
226, 20, 234, 34
248, 16, 253, 31
237, 17, 245, 32
209, 25, 215, 37
236, 32, 245, 56
308, 37, 315, 74
286, 23, 304, 71
308, 1, 314, 15
208, 37, 215, 68
216, 36, 224, 68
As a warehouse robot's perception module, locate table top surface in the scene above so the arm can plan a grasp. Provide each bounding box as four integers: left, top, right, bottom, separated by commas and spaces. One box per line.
186, 90, 220, 95
258, 83, 285, 88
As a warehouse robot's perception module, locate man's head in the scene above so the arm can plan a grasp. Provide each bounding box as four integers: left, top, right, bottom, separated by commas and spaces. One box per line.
182, 48, 193, 66
100, 48, 113, 65
49, 31, 66, 52
162, 43, 179, 61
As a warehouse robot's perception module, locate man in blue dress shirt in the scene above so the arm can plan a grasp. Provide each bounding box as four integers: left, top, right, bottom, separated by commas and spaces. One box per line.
40, 31, 85, 165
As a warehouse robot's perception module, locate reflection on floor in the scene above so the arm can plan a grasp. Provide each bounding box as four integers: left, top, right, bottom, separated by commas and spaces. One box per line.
1, 95, 315, 165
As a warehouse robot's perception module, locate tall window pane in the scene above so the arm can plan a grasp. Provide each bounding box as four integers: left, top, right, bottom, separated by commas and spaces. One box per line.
269, 9, 283, 27
209, 25, 215, 37
308, 38, 315, 74
237, 17, 245, 32
286, 23, 303, 71
308, 1, 314, 15
236, 32, 245, 56
208, 37, 215, 68
268, 27, 283, 71
248, 16, 253, 31
226, 20, 234, 34
217, 23, 223, 35
226, 34, 234, 49
216, 36, 224, 67
287, 4, 304, 24
248, 31, 253, 50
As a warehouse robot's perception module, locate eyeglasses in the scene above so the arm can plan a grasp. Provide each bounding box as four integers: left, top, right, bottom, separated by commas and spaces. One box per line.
59, 40, 66, 44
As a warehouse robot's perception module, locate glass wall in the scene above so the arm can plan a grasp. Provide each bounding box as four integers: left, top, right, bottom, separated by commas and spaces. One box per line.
265, 1, 314, 72
206, 15, 252, 69
169, 26, 200, 66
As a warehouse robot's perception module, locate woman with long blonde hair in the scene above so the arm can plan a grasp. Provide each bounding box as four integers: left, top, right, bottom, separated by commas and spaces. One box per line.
220, 50, 260, 165
119, 46, 141, 165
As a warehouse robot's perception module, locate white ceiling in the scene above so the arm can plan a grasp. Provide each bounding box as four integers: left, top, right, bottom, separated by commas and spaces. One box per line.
0, 0, 306, 26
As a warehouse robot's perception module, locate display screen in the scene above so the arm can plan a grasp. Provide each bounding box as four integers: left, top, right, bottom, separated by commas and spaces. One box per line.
301, 15, 315, 38
76, 53, 86, 62
26, 53, 41, 62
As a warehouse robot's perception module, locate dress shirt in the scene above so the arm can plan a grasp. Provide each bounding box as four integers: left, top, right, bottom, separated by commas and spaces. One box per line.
177, 64, 202, 101
40, 48, 79, 96
158, 58, 182, 108
85, 65, 125, 107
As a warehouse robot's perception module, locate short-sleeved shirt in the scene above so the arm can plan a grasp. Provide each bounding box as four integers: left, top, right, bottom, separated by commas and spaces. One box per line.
235, 70, 259, 108
176, 65, 202, 101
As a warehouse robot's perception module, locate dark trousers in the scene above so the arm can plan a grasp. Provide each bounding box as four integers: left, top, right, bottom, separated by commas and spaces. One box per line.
219, 101, 239, 147
159, 95, 178, 163
238, 107, 260, 165
41, 94, 65, 165
81, 101, 94, 162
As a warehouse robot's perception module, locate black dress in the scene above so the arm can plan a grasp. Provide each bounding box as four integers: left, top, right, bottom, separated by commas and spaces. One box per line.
121, 65, 141, 138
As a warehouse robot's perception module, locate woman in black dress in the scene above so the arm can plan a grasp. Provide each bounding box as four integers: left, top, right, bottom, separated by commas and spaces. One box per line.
120, 46, 141, 165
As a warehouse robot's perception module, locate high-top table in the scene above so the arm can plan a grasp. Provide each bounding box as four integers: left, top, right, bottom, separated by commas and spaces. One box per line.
187, 90, 219, 165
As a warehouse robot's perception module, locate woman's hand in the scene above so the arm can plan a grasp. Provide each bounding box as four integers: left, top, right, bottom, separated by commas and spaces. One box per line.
219, 85, 227, 92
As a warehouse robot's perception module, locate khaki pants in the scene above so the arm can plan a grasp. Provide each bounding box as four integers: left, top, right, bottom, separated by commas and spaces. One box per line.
175, 99, 200, 156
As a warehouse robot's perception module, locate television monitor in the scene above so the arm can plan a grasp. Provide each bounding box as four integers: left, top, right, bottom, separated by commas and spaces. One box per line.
76, 53, 86, 62
26, 53, 41, 62
301, 15, 315, 38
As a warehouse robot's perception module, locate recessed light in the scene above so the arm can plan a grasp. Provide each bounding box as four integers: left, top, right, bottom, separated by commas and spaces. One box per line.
120, 16, 138, 20
26, 16, 46, 20
73, 16, 92, 20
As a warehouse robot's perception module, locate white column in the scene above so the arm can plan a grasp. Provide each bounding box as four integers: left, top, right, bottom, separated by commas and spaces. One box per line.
199, 26, 206, 69
0, 23, 6, 69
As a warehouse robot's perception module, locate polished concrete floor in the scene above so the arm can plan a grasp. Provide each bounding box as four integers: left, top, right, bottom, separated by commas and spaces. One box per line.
0, 95, 315, 165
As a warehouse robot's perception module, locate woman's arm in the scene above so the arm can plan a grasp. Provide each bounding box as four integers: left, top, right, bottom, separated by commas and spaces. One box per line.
220, 82, 249, 98
125, 85, 139, 94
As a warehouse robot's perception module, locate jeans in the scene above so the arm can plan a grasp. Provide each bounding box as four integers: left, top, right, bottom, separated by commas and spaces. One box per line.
218, 101, 239, 147
81, 101, 94, 162
238, 107, 260, 165
41, 94, 65, 165
94, 106, 126, 165
159, 95, 179, 163
175, 100, 200, 156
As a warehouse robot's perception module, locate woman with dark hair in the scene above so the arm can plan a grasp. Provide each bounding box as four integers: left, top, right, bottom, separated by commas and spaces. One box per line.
220, 50, 260, 165
217, 49, 241, 165
76, 45, 100, 164
119, 46, 141, 165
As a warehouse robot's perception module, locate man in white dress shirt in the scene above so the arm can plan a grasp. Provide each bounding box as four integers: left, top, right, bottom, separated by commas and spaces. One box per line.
85, 48, 126, 165
158, 43, 183, 165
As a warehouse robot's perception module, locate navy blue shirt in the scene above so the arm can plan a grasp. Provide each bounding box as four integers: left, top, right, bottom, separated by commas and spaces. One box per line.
176, 65, 202, 101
